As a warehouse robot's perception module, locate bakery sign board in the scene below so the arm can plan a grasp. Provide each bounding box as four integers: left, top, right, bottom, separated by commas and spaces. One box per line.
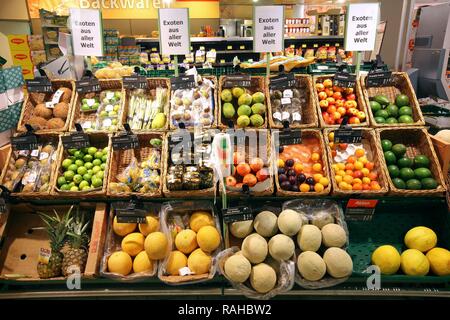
344, 3, 380, 52
69, 8, 104, 56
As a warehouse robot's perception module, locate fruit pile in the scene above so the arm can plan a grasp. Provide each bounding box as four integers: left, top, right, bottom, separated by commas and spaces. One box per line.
56, 146, 109, 192
315, 78, 365, 125
328, 132, 382, 191
381, 139, 438, 190
107, 215, 166, 276
370, 94, 414, 124
163, 211, 221, 277
226, 154, 270, 191
221, 87, 266, 128
276, 137, 329, 193
79, 90, 123, 132
372, 226, 450, 276
269, 87, 305, 126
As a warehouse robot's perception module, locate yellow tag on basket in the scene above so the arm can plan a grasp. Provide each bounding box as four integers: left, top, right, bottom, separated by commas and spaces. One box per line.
151, 48, 157, 52
336, 43, 340, 47
38, 248, 51, 265
220, 59, 225, 64
227, 45, 232, 50
240, 45, 245, 50
302, 44, 307, 48
290, 45, 295, 48
313, 44, 318, 48
325, 43, 330, 47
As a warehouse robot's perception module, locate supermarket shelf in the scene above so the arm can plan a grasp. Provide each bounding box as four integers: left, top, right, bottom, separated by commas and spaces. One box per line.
42, 24, 65, 28
215, 50, 253, 54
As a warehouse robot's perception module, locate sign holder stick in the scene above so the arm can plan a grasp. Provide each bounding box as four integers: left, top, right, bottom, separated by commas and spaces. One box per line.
266, 53, 270, 77
174, 55, 179, 77
355, 51, 361, 76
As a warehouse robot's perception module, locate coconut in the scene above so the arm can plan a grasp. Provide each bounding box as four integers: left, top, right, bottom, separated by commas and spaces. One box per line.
34, 103, 53, 119
47, 118, 65, 129
53, 102, 69, 119
29, 116, 48, 130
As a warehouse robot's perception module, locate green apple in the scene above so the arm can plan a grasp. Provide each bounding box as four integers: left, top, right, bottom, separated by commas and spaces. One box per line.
91, 177, 103, 188
70, 186, 79, 192
100, 163, 106, 171
68, 148, 77, 155
83, 173, 92, 183
96, 170, 104, 179
61, 184, 70, 191
102, 155, 108, 163
74, 151, 84, 160
94, 151, 103, 160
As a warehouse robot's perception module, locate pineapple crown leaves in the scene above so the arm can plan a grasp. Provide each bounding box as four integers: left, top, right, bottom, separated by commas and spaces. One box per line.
66, 207, 91, 250
38, 205, 75, 252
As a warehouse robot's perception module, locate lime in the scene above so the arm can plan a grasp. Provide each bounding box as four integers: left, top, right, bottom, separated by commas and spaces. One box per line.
68, 148, 77, 155
384, 151, 397, 165
81, 147, 89, 154
77, 166, 87, 176
96, 170, 105, 179
92, 166, 101, 174
94, 151, 103, 160
88, 147, 98, 156
83, 154, 93, 163
398, 115, 414, 124
92, 177, 103, 188
414, 155, 430, 168
87, 169, 93, 175
64, 170, 75, 182
375, 109, 389, 119
75, 159, 84, 167
70, 186, 79, 192
102, 155, 108, 163
421, 177, 438, 190
68, 182, 76, 188
68, 164, 78, 172
391, 144, 406, 158
79, 181, 89, 189
387, 165, 400, 178
74, 151, 85, 160
406, 179, 422, 190
370, 101, 382, 113
386, 117, 398, 124
375, 117, 386, 124
82, 186, 91, 191
381, 139, 393, 152
73, 174, 83, 185
57, 176, 67, 187
399, 167, 415, 181
395, 94, 410, 107
100, 163, 106, 170
61, 184, 70, 191
103, 147, 109, 154
397, 157, 413, 168
414, 167, 431, 179
85, 162, 93, 170
398, 106, 412, 116
62, 159, 72, 170
93, 159, 102, 166
386, 104, 399, 117
68, 156, 76, 162
83, 173, 92, 183
392, 178, 406, 189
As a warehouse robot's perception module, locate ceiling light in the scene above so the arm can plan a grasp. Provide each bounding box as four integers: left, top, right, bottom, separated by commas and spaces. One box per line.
253, 0, 258, 2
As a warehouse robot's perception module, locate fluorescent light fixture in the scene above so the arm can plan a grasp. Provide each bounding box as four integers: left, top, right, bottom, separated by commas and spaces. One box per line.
253, 0, 258, 3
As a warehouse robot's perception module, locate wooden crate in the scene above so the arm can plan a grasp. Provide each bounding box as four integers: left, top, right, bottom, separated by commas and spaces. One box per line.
429, 134, 450, 176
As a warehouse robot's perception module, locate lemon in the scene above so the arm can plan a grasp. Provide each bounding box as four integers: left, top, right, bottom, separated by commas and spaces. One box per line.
426, 247, 450, 276
145, 231, 169, 260
371, 245, 401, 275
404, 226, 437, 252
113, 216, 136, 237
197, 226, 221, 253
166, 250, 188, 276
138, 215, 159, 236
175, 229, 198, 254
189, 211, 215, 232
401, 249, 430, 276
107, 251, 132, 276
133, 251, 154, 273
121, 232, 145, 257
187, 248, 211, 275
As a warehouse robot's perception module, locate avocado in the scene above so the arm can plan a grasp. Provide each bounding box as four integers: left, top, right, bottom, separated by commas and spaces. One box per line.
373, 95, 390, 106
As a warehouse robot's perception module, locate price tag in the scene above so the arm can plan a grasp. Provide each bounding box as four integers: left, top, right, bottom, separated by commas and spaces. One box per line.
281, 97, 291, 105
334, 126, 362, 143
31, 149, 39, 157
76, 78, 101, 93
333, 71, 357, 88
61, 132, 90, 149
11, 134, 38, 151
112, 133, 140, 150
122, 75, 149, 90
115, 202, 148, 223
26, 77, 52, 93
82, 121, 92, 129
240, 45, 245, 50
45, 102, 55, 109
86, 99, 96, 107
345, 199, 378, 221
223, 206, 253, 224
270, 73, 296, 90
313, 44, 318, 48
39, 152, 49, 161
105, 105, 114, 112
227, 45, 233, 50
51, 89, 64, 104
179, 267, 193, 276
335, 43, 340, 47
223, 74, 251, 88
366, 70, 393, 87
276, 129, 302, 146
325, 43, 330, 47
170, 75, 196, 90
106, 92, 114, 100
220, 59, 225, 64
301, 44, 307, 48
151, 47, 157, 52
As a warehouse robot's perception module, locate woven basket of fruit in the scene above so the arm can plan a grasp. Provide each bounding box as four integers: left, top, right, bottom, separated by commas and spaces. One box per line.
0, 133, 59, 199
313, 74, 368, 128
267, 75, 318, 129
272, 129, 331, 196
162, 130, 216, 198
17, 79, 75, 134
377, 127, 446, 196
169, 75, 218, 130
107, 132, 165, 199
218, 75, 268, 129
122, 78, 170, 131
70, 79, 125, 133
51, 132, 111, 198
360, 72, 425, 127
324, 128, 389, 197
220, 129, 274, 197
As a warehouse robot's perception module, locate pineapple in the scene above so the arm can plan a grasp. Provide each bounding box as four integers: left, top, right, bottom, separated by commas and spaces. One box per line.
37, 206, 73, 279
62, 209, 90, 276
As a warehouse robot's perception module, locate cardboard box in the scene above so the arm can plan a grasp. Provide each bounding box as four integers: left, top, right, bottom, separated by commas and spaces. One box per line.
11, 50, 32, 66
7, 35, 30, 52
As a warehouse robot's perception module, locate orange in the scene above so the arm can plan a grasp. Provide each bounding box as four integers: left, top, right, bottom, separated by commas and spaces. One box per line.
365, 162, 375, 170
314, 183, 324, 192
361, 168, 370, 177
368, 172, 378, 181
370, 182, 381, 190
343, 175, 353, 184
329, 142, 335, 149
354, 161, 364, 170
300, 183, 310, 192
328, 132, 334, 141
353, 178, 362, 185
338, 181, 348, 190
355, 149, 365, 158
313, 173, 323, 183
337, 163, 345, 170
335, 175, 343, 183
359, 156, 368, 165
362, 177, 371, 185
236, 163, 251, 176
332, 164, 339, 172
337, 170, 346, 177
352, 183, 363, 190
311, 153, 321, 162
243, 174, 257, 187
362, 183, 371, 190
345, 163, 355, 171
294, 163, 304, 174
319, 177, 330, 187
345, 169, 354, 176
347, 156, 356, 164
312, 163, 322, 172
277, 159, 285, 168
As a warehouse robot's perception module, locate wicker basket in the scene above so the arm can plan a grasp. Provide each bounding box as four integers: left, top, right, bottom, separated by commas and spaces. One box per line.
162, 130, 216, 198
17, 79, 76, 134
376, 127, 446, 196
267, 74, 318, 129
219, 129, 274, 197
313, 74, 368, 128
107, 132, 165, 199
272, 129, 331, 197
169, 76, 218, 130
218, 75, 268, 129
121, 78, 170, 131
51, 132, 112, 199
69, 79, 125, 133
0, 133, 59, 200
360, 72, 425, 128
324, 128, 389, 197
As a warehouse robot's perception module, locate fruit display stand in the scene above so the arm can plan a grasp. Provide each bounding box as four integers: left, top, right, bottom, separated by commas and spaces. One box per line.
324, 128, 389, 197
313, 74, 368, 128
267, 74, 318, 129
272, 129, 331, 196
0, 202, 107, 281
360, 72, 425, 128
377, 127, 446, 196
107, 132, 165, 199
17, 80, 75, 134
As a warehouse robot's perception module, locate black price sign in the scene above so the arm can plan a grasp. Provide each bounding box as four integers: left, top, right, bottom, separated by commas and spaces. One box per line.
334, 127, 362, 143
366, 70, 393, 87
170, 75, 196, 90
11, 134, 38, 151
223, 206, 253, 223
122, 76, 149, 90
76, 78, 101, 93
169, 131, 193, 147
26, 77, 52, 93
61, 132, 90, 149
345, 199, 378, 221
223, 74, 251, 88
112, 133, 139, 150
333, 72, 356, 88
270, 73, 296, 90
115, 202, 147, 223
277, 129, 302, 146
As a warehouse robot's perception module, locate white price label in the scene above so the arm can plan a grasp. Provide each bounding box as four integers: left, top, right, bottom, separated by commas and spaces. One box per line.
292, 112, 302, 121
179, 267, 193, 276
51, 89, 64, 104
82, 121, 92, 129
283, 90, 293, 98
273, 111, 282, 121
281, 111, 290, 120
106, 92, 114, 100
87, 99, 95, 107
39, 152, 49, 161
103, 118, 112, 128
31, 149, 39, 157
18, 150, 29, 157
105, 104, 114, 112
281, 97, 292, 105
45, 102, 55, 109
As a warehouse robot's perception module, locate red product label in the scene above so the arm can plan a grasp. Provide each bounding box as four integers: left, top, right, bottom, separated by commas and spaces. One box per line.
14, 54, 28, 60
11, 38, 24, 45
22, 69, 31, 75
347, 199, 378, 208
